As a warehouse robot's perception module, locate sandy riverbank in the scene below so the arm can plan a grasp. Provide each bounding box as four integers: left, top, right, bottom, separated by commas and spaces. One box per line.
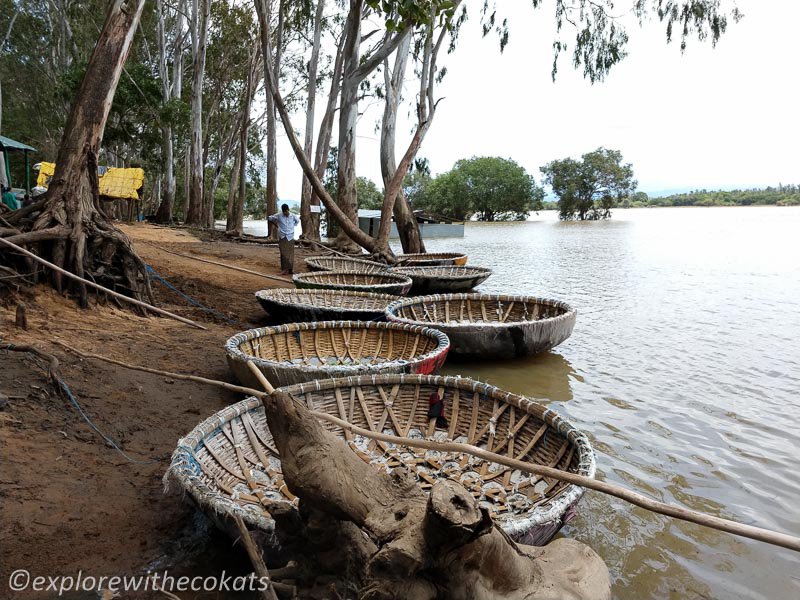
0, 223, 317, 598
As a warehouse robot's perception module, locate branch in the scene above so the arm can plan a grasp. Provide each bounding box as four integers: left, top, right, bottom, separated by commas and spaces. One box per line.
353, 27, 412, 81
1, 11, 19, 49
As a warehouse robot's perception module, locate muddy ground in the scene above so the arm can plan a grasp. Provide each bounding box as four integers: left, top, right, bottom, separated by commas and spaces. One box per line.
0, 224, 317, 599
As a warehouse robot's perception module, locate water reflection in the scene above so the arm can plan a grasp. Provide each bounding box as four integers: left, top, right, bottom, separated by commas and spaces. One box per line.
441, 352, 576, 403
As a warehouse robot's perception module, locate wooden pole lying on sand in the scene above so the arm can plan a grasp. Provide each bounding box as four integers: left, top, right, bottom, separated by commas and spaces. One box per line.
233, 515, 283, 600
139, 240, 293, 284
0, 237, 206, 330
49, 343, 800, 554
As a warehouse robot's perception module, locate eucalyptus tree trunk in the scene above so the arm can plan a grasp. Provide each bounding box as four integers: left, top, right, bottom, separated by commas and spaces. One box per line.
263, 0, 283, 236
333, 0, 363, 251
258, 13, 391, 259
154, 0, 176, 223
333, 1, 409, 251
374, 8, 453, 250
205, 113, 246, 228
309, 32, 345, 234
3, 0, 153, 304
227, 47, 256, 236
379, 32, 425, 254
224, 148, 241, 232
185, 0, 209, 226
299, 0, 325, 241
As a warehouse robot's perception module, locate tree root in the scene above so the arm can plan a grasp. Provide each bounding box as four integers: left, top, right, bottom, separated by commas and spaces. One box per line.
262, 390, 611, 600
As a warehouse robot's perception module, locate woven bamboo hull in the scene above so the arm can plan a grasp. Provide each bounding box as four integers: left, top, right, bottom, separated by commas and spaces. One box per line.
404, 273, 491, 294
255, 301, 387, 322
255, 289, 397, 322
293, 270, 412, 296
165, 374, 595, 548
305, 255, 387, 273
392, 266, 492, 295
385, 294, 577, 359
225, 321, 450, 388
437, 315, 576, 358
256, 298, 382, 322
398, 252, 468, 266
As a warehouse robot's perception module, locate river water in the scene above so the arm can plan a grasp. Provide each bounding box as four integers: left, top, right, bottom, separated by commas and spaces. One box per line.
414, 207, 799, 599
243, 207, 799, 598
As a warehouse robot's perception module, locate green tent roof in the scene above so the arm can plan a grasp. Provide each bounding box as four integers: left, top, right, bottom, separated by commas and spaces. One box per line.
0, 135, 36, 152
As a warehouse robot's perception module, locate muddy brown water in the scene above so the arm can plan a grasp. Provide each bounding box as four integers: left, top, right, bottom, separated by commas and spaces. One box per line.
242, 207, 800, 598
412, 207, 798, 600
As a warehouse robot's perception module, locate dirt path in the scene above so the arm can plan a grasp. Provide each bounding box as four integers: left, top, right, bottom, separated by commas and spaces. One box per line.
0, 224, 318, 598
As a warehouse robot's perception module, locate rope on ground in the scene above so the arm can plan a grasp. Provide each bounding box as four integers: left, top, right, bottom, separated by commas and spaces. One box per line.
48, 345, 800, 554
0, 236, 206, 330
145, 264, 246, 327
138, 240, 293, 284
1, 342, 164, 465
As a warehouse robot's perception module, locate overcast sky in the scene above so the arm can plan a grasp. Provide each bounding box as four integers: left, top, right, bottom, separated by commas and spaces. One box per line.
270, 1, 800, 199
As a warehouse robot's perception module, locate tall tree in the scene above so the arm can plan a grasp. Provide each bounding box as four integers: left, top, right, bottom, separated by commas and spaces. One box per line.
298, 0, 325, 240
1, 0, 152, 304
425, 156, 543, 222
306, 29, 346, 239
541, 147, 636, 220
379, 30, 421, 252
153, 0, 185, 224
184, 0, 209, 225
201, 2, 260, 227
332, 0, 410, 251
376, 1, 464, 251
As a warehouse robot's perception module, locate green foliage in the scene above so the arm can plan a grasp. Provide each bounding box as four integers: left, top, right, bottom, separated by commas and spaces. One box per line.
356, 177, 383, 209
364, 0, 461, 30
633, 185, 800, 208
541, 148, 636, 220
476, 1, 741, 82
422, 156, 543, 221
403, 168, 432, 208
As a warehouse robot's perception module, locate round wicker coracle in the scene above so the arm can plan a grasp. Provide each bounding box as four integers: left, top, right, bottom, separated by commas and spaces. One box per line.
225, 321, 450, 387
385, 293, 576, 359
396, 252, 468, 266
304, 255, 388, 273
255, 288, 399, 322
392, 265, 492, 294
165, 374, 595, 547
293, 270, 412, 296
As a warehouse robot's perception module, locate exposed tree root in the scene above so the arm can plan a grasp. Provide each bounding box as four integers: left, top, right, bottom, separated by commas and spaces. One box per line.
262, 390, 611, 600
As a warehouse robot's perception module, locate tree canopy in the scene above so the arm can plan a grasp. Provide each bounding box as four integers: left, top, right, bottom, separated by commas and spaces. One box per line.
626, 185, 800, 208
541, 148, 636, 220
422, 156, 544, 222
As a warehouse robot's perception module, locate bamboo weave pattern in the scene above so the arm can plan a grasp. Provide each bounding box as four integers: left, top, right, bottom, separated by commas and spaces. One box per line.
165, 374, 595, 547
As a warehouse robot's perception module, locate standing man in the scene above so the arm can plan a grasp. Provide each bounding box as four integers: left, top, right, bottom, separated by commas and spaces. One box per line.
268, 203, 300, 275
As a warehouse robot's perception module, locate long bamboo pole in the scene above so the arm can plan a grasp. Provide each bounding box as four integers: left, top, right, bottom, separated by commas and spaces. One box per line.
233, 515, 281, 600
139, 240, 292, 284
0, 237, 206, 330
49, 344, 800, 554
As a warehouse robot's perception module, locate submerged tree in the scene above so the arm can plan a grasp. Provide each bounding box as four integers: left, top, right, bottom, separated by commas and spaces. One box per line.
425, 156, 544, 222
541, 147, 636, 220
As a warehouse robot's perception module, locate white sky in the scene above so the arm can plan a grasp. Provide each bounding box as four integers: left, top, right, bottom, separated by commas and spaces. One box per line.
270, 1, 800, 199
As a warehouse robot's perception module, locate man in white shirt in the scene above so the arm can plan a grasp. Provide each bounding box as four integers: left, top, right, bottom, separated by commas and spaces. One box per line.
268, 203, 301, 274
